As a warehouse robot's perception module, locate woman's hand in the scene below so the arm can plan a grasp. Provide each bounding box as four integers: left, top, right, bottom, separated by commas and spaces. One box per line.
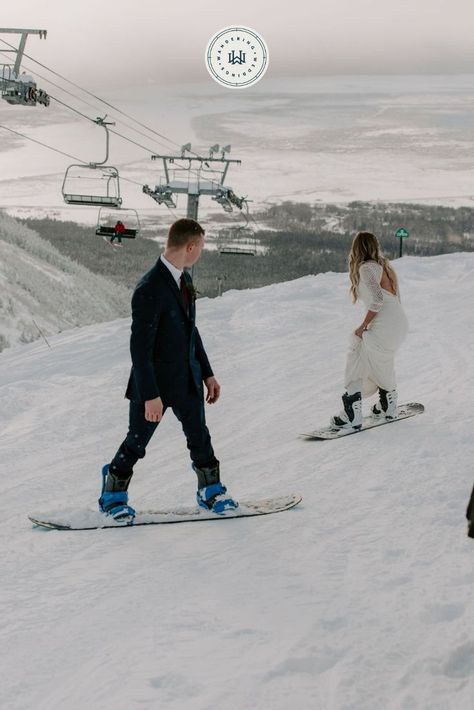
354, 325, 366, 339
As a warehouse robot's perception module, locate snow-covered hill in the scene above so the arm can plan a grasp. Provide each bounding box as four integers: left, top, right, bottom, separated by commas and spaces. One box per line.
0, 253, 473, 710
0, 212, 130, 351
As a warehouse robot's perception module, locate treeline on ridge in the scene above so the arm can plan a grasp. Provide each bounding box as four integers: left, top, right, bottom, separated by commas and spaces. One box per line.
19, 200, 474, 299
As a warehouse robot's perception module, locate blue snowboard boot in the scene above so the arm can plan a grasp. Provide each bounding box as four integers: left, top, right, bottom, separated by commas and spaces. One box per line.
98, 464, 136, 523
193, 461, 238, 515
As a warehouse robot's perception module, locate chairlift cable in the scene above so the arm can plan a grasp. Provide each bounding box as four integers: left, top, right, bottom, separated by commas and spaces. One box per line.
0, 117, 218, 209
0, 41, 233, 191
0, 38, 198, 156
0, 48, 190, 159
9, 70, 225, 188
0, 123, 85, 162
0, 76, 211, 189
50, 93, 182, 157
8, 43, 469, 213
49, 94, 166, 157
48, 94, 95, 123
0, 41, 251, 218
107, 127, 162, 158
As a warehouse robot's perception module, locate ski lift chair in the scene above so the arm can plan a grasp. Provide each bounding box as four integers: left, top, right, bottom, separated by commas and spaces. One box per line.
218, 226, 258, 256
62, 117, 123, 207
219, 246, 256, 256
62, 164, 122, 208
95, 207, 140, 239
1, 66, 37, 106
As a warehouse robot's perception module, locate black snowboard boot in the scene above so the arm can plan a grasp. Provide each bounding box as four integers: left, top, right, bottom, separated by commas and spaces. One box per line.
330, 392, 362, 430
372, 388, 398, 420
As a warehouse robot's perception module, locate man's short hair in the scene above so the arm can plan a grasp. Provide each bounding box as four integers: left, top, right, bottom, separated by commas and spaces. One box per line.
167, 218, 205, 248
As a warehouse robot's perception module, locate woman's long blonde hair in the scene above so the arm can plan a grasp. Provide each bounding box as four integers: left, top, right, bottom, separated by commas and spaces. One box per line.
349, 231, 399, 303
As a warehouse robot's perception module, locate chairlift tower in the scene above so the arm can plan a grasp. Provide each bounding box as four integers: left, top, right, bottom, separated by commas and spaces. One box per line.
0, 28, 50, 106
143, 143, 246, 220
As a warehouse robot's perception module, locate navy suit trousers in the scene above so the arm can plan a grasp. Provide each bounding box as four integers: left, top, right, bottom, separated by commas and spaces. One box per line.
109, 393, 216, 479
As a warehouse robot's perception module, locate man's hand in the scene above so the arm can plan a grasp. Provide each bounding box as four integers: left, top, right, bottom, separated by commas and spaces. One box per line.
145, 396, 163, 422
204, 376, 221, 404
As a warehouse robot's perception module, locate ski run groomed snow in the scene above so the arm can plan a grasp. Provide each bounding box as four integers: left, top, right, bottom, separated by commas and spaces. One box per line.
1, 252, 473, 710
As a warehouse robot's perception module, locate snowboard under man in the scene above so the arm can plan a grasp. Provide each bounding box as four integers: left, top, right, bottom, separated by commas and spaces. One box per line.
99, 218, 238, 522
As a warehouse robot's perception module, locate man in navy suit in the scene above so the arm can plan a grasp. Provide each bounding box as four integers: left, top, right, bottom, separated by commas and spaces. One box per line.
99, 218, 238, 522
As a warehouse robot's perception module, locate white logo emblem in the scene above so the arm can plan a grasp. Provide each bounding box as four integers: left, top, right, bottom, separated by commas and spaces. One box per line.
205, 26, 269, 89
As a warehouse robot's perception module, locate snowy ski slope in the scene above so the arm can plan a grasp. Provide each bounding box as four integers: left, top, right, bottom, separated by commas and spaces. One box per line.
0, 252, 473, 710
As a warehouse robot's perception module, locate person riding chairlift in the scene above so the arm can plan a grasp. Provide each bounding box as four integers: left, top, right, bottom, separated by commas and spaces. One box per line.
110, 220, 126, 246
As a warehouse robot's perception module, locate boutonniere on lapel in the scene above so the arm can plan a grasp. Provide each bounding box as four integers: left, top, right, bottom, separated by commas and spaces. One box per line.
186, 282, 200, 303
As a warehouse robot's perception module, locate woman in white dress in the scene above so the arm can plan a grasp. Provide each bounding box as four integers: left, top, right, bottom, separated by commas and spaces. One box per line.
331, 231, 408, 430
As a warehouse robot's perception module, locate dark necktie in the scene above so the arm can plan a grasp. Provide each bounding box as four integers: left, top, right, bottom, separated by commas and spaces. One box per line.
180, 273, 190, 315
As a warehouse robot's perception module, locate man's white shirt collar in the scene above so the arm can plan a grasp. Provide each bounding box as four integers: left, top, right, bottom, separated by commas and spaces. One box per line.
160, 254, 182, 287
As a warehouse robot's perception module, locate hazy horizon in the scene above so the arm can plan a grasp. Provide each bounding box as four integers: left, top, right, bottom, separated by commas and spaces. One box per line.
1, 73, 474, 220
0, 1, 473, 89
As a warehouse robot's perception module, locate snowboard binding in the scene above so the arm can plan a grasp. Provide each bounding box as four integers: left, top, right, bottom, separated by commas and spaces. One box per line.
192, 462, 239, 515
98, 465, 136, 524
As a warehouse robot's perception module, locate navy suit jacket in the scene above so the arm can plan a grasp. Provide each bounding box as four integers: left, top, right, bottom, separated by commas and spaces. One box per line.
125, 258, 213, 404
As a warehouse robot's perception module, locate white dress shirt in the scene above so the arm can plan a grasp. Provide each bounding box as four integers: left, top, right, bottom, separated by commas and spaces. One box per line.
160, 254, 182, 288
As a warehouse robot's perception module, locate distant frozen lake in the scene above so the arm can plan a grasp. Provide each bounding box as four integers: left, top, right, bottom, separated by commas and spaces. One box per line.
1, 74, 474, 224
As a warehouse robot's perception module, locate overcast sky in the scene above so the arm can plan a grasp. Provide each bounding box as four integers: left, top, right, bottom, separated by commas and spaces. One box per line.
0, 0, 473, 88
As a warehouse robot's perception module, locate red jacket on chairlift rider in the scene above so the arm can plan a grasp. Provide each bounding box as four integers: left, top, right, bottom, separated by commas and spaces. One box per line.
111, 220, 126, 243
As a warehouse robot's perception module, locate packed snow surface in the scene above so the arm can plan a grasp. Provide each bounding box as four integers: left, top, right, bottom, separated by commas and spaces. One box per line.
1, 252, 473, 709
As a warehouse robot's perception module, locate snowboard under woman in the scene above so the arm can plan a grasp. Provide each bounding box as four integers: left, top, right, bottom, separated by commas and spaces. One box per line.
331, 231, 408, 430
